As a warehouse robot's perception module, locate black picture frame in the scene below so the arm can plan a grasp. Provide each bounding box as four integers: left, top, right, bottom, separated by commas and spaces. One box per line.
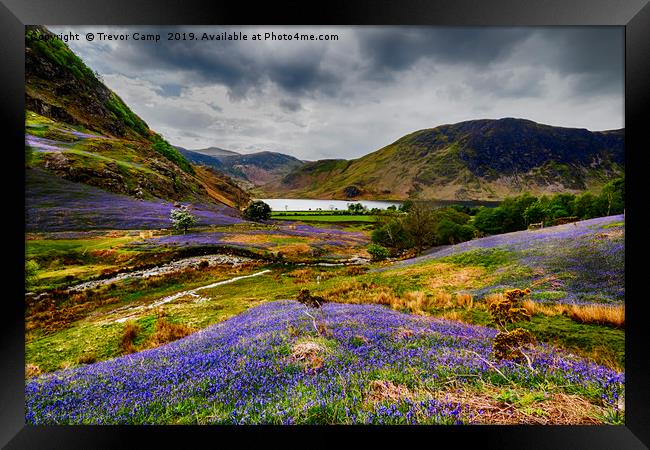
2, 0, 648, 448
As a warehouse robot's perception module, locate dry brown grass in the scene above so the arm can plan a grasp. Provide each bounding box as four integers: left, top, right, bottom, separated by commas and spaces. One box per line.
321, 281, 478, 317
321, 280, 396, 305
287, 268, 337, 284
403, 291, 428, 314
484, 293, 506, 308
276, 243, 313, 255
522, 300, 564, 317
221, 233, 277, 245
366, 380, 416, 404
344, 266, 368, 276
430, 291, 453, 308
26, 363, 42, 378
286, 268, 315, 283
290, 340, 326, 371
426, 264, 489, 290
120, 321, 139, 354
77, 353, 97, 365
439, 386, 606, 425
144, 318, 195, 349
523, 300, 624, 328
566, 304, 624, 327
455, 293, 474, 310
436, 311, 468, 323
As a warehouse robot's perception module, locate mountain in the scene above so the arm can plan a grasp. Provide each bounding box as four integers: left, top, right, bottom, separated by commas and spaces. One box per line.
177, 146, 241, 158
25, 26, 249, 230
263, 118, 624, 201
178, 147, 304, 189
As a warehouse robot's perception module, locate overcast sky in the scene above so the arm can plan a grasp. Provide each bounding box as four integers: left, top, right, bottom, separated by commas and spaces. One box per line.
49, 26, 624, 160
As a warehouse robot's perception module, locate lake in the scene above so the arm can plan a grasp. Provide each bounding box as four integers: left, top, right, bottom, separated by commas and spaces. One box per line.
257, 198, 402, 211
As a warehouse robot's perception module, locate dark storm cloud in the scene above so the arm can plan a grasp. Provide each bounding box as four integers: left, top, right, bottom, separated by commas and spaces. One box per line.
51, 26, 623, 158
107, 28, 343, 100
86, 26, 621, 102
512, 27, 624, 97
356, 27, 531, 76
355, 27, 622, 97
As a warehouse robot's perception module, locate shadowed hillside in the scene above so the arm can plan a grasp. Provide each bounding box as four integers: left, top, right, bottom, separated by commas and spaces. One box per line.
264, 118, 624, 201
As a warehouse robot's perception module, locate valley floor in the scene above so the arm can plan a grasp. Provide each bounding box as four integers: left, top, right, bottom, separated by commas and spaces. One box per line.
24, 214, 625, 425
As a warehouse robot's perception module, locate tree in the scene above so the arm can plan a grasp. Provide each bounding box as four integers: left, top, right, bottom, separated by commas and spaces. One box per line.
243, 200, 272, 222
371, 218, 413, 250
399, 200, 414, 213
170, 205, 198, 234
600, 176, 625, 216
473, 206, 507, 235
347, 203, 365, 214
546, 193, 576, 219
402, 202, 437, 252
572, 192, 600, 219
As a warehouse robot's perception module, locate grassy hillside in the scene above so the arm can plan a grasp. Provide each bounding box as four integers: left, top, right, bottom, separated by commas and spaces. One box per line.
25, 216, 623, 416
263, 118, 624, 201
26, 300, 623, 425
25, 26, 247, 229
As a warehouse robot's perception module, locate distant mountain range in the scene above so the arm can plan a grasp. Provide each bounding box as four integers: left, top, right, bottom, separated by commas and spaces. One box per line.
186, 146, 241, 158
261, 118, 624, 201
25, 25, 625, 216
176, 147, 304, 189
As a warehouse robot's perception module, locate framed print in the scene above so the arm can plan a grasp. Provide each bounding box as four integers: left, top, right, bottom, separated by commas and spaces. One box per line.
1, 0, 648, 448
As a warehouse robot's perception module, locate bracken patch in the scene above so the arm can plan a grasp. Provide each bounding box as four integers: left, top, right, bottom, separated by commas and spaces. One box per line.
366, 380, 416, 404
439, 386, 606, 425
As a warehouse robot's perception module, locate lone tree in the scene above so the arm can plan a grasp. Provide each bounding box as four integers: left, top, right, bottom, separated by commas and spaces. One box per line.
170, 205, 198, 234
243, 200, 272, 222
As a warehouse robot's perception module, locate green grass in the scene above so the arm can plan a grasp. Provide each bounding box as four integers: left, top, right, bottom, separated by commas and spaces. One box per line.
440, 248, 512, 269
272, 213, 379, 223
26, 236, 135, 259
446, 308, 624, 370
25, 236, 143, 290
24, 219, 624, 381
601, 221, 624, 229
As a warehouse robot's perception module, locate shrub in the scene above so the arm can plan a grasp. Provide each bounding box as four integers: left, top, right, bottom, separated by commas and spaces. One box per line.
487, 289, 536, 365
243, 201, 272, 222
120, 321, 140, 354
77, 353, 97, 365
145, 318, 195, 349
367, 243, 390, 261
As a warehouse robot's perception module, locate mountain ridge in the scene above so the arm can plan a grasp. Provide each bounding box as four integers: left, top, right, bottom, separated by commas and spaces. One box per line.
177, 147, 305, 189
261, 117, 624, 201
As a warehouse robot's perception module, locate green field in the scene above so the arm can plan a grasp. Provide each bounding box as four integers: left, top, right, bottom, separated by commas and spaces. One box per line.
271, 212, 380, 222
